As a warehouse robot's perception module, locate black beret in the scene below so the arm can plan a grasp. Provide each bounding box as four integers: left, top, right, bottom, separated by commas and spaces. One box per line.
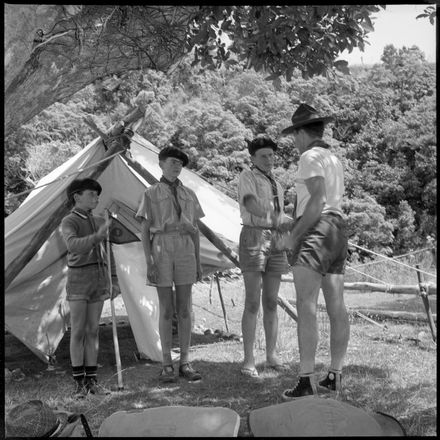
245, 136, 278, 155
66, 178, 102, 200
158, 146, 189, 167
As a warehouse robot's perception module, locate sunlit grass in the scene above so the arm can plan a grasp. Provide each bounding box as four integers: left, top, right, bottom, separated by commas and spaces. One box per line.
5, 256, 437, 436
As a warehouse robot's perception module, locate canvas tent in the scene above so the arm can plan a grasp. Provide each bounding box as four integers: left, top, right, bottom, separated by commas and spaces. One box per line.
5, 133, 242, 363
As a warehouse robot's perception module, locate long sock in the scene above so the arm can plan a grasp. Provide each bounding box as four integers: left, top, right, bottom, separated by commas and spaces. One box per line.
72, 365, 84, 383
85, 365, 97, 383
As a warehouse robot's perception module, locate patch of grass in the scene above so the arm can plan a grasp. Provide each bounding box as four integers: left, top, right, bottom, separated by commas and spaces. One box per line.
5, 279, 437, 436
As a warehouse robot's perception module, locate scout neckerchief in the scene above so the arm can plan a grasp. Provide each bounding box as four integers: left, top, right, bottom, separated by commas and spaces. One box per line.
254, 166, 280, 213
72, 208, 106, 278
160, 176, 182, 218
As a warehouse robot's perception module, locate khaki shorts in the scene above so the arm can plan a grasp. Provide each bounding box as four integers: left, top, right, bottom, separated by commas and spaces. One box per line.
151, 232, 197, 287
239, 226, 288, 274
289, 213, 348, 275
66, 265, 110, 303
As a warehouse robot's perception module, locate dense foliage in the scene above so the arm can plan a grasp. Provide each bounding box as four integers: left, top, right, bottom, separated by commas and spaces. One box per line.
5, 45, 436, 260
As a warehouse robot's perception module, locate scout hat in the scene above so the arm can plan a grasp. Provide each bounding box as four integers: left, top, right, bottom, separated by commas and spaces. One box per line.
158, 146, 189, 167
66, 178, 102, 199
5, 400, 70, 437
245, 136, 278, 155
281, 103, 334, 135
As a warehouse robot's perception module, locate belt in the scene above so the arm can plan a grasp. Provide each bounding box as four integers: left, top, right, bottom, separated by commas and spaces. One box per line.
242, 224, 278, 231
153, 224, 193, 235
323, 211, 344, 219
68, 262, 104, 269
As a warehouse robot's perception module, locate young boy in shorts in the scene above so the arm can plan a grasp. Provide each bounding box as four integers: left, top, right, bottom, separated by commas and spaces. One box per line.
136, 146, 204, 383
238, 136, 289, 377
61, 178, 120, 398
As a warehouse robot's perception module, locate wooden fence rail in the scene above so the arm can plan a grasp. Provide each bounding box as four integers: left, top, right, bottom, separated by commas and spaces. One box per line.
281, 276, 436, 296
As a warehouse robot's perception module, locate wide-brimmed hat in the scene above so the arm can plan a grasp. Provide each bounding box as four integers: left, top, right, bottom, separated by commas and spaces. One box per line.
5, 400, 70, 437
245, 136, 278, 155
159, 146, 189, 167
281, 103, 334, 135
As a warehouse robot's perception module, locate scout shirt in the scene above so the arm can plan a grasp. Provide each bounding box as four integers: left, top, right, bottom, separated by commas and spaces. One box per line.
136, 179, 205, 233
238, 167, 285, 228
295, 140, 345, 219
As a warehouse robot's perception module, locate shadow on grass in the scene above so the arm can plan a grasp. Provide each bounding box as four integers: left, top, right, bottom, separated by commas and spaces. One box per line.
343, 364, 436, 436
6, 325, 435, 436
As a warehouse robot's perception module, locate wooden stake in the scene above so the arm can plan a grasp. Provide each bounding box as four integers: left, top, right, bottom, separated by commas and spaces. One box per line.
215, 273, 229, 333
416, 264, 437, 342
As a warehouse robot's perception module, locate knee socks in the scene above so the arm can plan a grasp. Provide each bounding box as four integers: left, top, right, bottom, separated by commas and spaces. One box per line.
72, 365, 84, 383
85, 365, 98, 383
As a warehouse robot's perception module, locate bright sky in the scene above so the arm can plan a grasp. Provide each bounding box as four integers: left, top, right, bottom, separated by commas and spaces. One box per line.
340, 4, 437, 65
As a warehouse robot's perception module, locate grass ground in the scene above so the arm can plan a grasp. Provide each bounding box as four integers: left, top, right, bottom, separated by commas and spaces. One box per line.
5, 276, 437, 436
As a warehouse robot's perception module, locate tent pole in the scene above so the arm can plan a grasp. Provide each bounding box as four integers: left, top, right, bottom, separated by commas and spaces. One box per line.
5, 107, 146, 290
105, 210, 124, 390
122, 153, 240, 268
416, 264, 436, 342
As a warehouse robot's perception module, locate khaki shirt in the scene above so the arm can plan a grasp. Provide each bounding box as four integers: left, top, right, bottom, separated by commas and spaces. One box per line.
136, 182, 205, 232
238, 168, 285, 228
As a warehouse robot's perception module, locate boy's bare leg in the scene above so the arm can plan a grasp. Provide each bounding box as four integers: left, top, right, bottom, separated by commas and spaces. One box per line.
261, 272, 281, 365
175, 284, 193, 365
157, 287, 175, 366
69, 300, 88, 366
241, 272, 262, 370
84, 300, 104, 365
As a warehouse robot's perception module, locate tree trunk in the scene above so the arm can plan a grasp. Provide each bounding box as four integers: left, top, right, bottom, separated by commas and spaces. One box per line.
5, 5, 199, 136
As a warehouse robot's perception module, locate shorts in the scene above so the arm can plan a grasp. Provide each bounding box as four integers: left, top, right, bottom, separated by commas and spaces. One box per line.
152, 232, 197, 287
239, 226, 288, 274
66, 264, 110, 303
289, 213, 348, 275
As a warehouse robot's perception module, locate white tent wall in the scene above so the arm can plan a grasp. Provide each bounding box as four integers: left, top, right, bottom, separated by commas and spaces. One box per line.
5, 134, 242, 363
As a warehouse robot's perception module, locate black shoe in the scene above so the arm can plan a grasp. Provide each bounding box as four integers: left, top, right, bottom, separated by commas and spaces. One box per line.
282, 375, 317, 400
72, 380, 88, 399
179, 363, 202, 382
319, 371, 342, 393
85, 377, 111, 395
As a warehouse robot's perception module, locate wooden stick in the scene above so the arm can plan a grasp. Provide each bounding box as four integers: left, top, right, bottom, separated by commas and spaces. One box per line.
215, 273, 229, 333
353, 310, 387, 329
209, 276, 213, 305
416, 264, 437, 342
106, 210, 124, 390
277, 296, 298, 322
